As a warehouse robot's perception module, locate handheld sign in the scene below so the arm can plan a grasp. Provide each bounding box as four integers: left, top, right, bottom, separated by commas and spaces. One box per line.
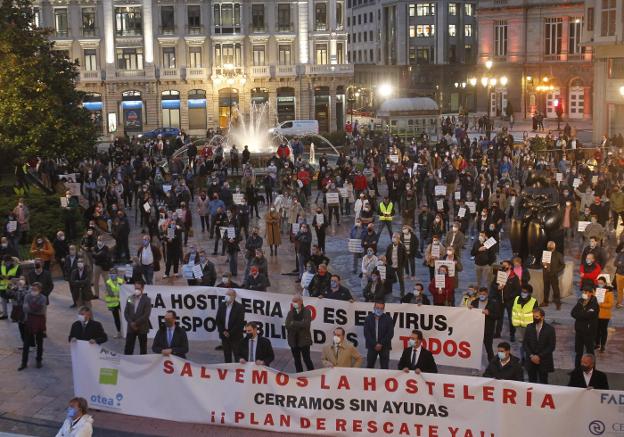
577, 221, 590, 232
338, 188, 348, 198
348, 239, 363, 253
572, 178, 581, 188
163, 184, 172, 193
233, 193, 244, 205
435, 260, 456, 277
291, 223, 300, 235
483, 237, 497, 249
377, 265, 386, 281
315, 214, 324, 226
143, 202, 151, 213
60, 197, 68, 208
182, 264, 195, 280
592, 175, 598, 185
496, 270, 508, 286
431, 244, 441, 258
7, 221, 17, 233
457, 207, 466, 218
595, 288, 606, 304
555, 173, 563, 183
326, 193, 340, 205
435, 274, 446, 289
466, 202, 476, 213
454, 191, 461, 200
227, 227, 236, 239
436, 199, 444, 211
542, 250, 552, 264
435, 185, 447, 196
389, 154, 399, 163
192, 264, 203, 279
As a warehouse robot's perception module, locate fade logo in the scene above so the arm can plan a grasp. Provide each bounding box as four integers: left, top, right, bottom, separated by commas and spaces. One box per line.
99, 347, 121, 365
90, 393, 124, 409
588, 420, 605, 436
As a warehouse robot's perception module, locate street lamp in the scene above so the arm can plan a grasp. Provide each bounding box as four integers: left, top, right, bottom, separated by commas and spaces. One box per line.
378, 83, 393, 98
485, 60, 493, 70
620, 86, 624, 97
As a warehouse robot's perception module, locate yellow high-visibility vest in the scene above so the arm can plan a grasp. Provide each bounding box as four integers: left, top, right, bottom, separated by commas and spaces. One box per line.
0, 264, 19, 291
379, 202, 394, 221
511, 296, 537, 327
104, 277, 124, 308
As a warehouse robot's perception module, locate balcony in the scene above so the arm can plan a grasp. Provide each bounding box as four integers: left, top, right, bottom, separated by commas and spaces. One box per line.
80, 70, 101, 82
277, 23, 294, 32
249, 65, 270, 78
54, 29, 70, 38
186, 25, 204, 35
213, 66, 244, 76
275, 65, 296, 77
186, 67, 207, 80
304, 64, 354, 75
115, 69, 145, 78
81, 27, 98, 37
160, 68, 180, 80
159, 25, 177, 35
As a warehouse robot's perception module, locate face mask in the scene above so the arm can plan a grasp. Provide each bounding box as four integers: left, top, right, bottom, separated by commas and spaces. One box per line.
293, 303, 300, 310
479, 295, 487, 302
580, 365, 591, 373
143, 240, 150, 246
367, 250, 374, 255
77, 314, 86, 323
581, 293, 589, 300
433, 240, 439, 245
520, 292, 529, 299
66, 407, 77, 419
479, 236, 485, 243
408, 339, 416, 348
330, 280, 338, 289
373, 308, 383, 316
246, 332, 253, 339
59, 236, 65, 241
585, 258, 592, 265
34, 264, 42, 270
97, 242, 104, 249
533, 318, 541, 324
200, 257, 207, 264
77, 263, 84, 269
333, 335, 341, 344
37, 239, 43, 245
134, 289, 141, 296
414, 289, 421, 296
452, 226, 458, 232
497, 351, 507, 361
467, 289, 475, 296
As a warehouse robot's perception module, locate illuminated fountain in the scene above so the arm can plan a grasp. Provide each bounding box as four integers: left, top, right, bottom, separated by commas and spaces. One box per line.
227, 101, 279, 154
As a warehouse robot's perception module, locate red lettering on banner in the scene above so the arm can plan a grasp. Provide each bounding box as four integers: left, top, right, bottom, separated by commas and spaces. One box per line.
367, 420, 378, 433
429, 425, 439, 437
264, 413, 274, 426
306, 305, 316, 320
425, 381, 435, 395
458, 341, 471, 358
163, 360, 174, 374
337, 375, 351, 390
276, 372, 289, 386
234, 412, 244, 423
399, 423, 410, 435
502, 388, 516, 404
353, 419, 362, 432
483, 386, 495, 402
526, 388, 532, 406
320, 375, 330, 389
180, 362, 193, 377
317, 418, 326, 430
200, 367, 211, 379
541, 394, 555, 409
400, 335, 410, 348
463, 385, 475, 400
279, 415, 291, 427
235, 368, 245, 383
252, 369, 268, 385
217, 369, 228, 380
336, 419, 346, 431
363, 377, 376, 391
406, 379, 418, 394
250, 413, 259, 425
296, 376, 309, 387
383, 421, 393, 434
385, 378, 398, 392
443, 341, 458, 356
449, 427, 458, 437
464, 430, 473, 437
428, 338, 441, 354
443, 383, 455, 398
300, 418, 311, 429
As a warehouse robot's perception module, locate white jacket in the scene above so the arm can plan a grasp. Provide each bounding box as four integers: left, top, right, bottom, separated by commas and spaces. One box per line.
55, 414, 94, 437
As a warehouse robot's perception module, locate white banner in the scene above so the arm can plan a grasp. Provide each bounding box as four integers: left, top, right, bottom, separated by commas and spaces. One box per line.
71, 341, 624, 437
121, 286, 484, 369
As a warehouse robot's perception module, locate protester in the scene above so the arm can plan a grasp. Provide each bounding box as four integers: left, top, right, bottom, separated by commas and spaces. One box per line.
216, 289, 245, 362
239, 322, 274, 366
19, 283, 46, 370
571, 287, 599, 368
567, 353, 609, 389
55, 397, 93, 437
124, 281, 151, 355
363, 301, 394, 369
152, 310, 189, 358
523, 308, 556, 384
285, 294, 314, 372
483, 341, 523, 381
68, 307, 108, 345
321, 327, 362, 368
398, 330, 437, 373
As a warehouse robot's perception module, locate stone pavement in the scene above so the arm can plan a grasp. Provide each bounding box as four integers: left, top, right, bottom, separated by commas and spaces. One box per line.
1, 182, 623, 436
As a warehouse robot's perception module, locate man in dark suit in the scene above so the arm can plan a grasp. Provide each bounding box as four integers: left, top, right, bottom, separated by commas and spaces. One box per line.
542, 241, 565, 309
471, 287, 500, 361
385, 233, 407, 297
239, 322, 274, 366
492, 260, 521, 341
571, 287, 599, 368
152, 310, 189, 358
197, 250, 217, 286
483, 341, 523, 381
124, 281, 152, 355
523, 308, 556, 384
216, 289, 245, 362
398, 329, 437, 373
68, 307, 107, 344
363, 301, 394, 369
568, 353, 609, 389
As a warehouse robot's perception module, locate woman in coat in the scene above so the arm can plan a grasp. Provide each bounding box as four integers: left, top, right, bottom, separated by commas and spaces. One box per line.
428, 264, 455, 306
285, 294, 314, 373
265, 207, 281, 256
19, 283, 47, 370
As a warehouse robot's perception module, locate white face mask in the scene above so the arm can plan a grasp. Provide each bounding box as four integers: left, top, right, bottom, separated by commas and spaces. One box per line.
77, 314, 86, 323
581, 293, 589, 300
134, 289, 142, 296
226, 295, 234, 303
222, 277, 229, 284
333, 335, 341, 344
408, 339, 416, 348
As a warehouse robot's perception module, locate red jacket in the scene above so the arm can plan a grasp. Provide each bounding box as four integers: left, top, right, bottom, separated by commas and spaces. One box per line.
353, 174, 368, 191
277, 145, 290, 159
428, 276, 454, 306
580, 263, 602, 285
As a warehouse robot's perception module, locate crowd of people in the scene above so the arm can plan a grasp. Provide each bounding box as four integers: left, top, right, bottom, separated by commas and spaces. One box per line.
0, 120, 620, 434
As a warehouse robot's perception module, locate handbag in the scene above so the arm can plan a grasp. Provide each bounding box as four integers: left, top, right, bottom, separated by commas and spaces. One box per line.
10, 305, 24, 323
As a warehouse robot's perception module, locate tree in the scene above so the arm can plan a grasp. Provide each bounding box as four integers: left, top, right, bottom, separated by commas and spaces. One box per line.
0, 0, 96, 168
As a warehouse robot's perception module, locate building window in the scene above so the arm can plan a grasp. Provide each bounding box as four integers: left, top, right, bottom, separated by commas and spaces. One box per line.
116, 48, 144, 70
363, 13, 367, 24
569, 18, 583, 56
54, 8, 69, 37
315, 44, 328, 64
278, 44, 292, 64
448, 24, 456, 37
587, 7, 594, 31
83, 49, 97, 71
336, 2, 344, 30
162, 47, 176, 68
337, 42, 344, 63
464, 24, 472, 37
115, 7, 142, 36
608, 58, 624, 79
544, 18, 562, 57
252, 45, 265, 65
81, 8, 96, 37
160, 6, 175, 34
369, 30, 373, 41
32, 7, 40, 28
188, 47, 202, 67
369, 48, 373, 62
600, 0, 616, 37
213, 3, 241, 34
416, 3, 435, 16
448, 3, 456, 16
214, 43, 242, 66
494, 20, 507, 57
277, 4, 291, 31
251, 4, 265, 32
315, 3, 327, 31
465, 44, 473, 62
187, 5, 202, 33
416, 46, 432, 64
465, 3, 473, 16
416, 24, 435, 37
409, 4, 415, 17
409, 25, 415, 38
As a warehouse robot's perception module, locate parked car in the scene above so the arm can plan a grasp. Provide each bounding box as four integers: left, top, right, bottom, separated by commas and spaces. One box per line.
137, 127, 181, 140
269, 120, 319, 137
